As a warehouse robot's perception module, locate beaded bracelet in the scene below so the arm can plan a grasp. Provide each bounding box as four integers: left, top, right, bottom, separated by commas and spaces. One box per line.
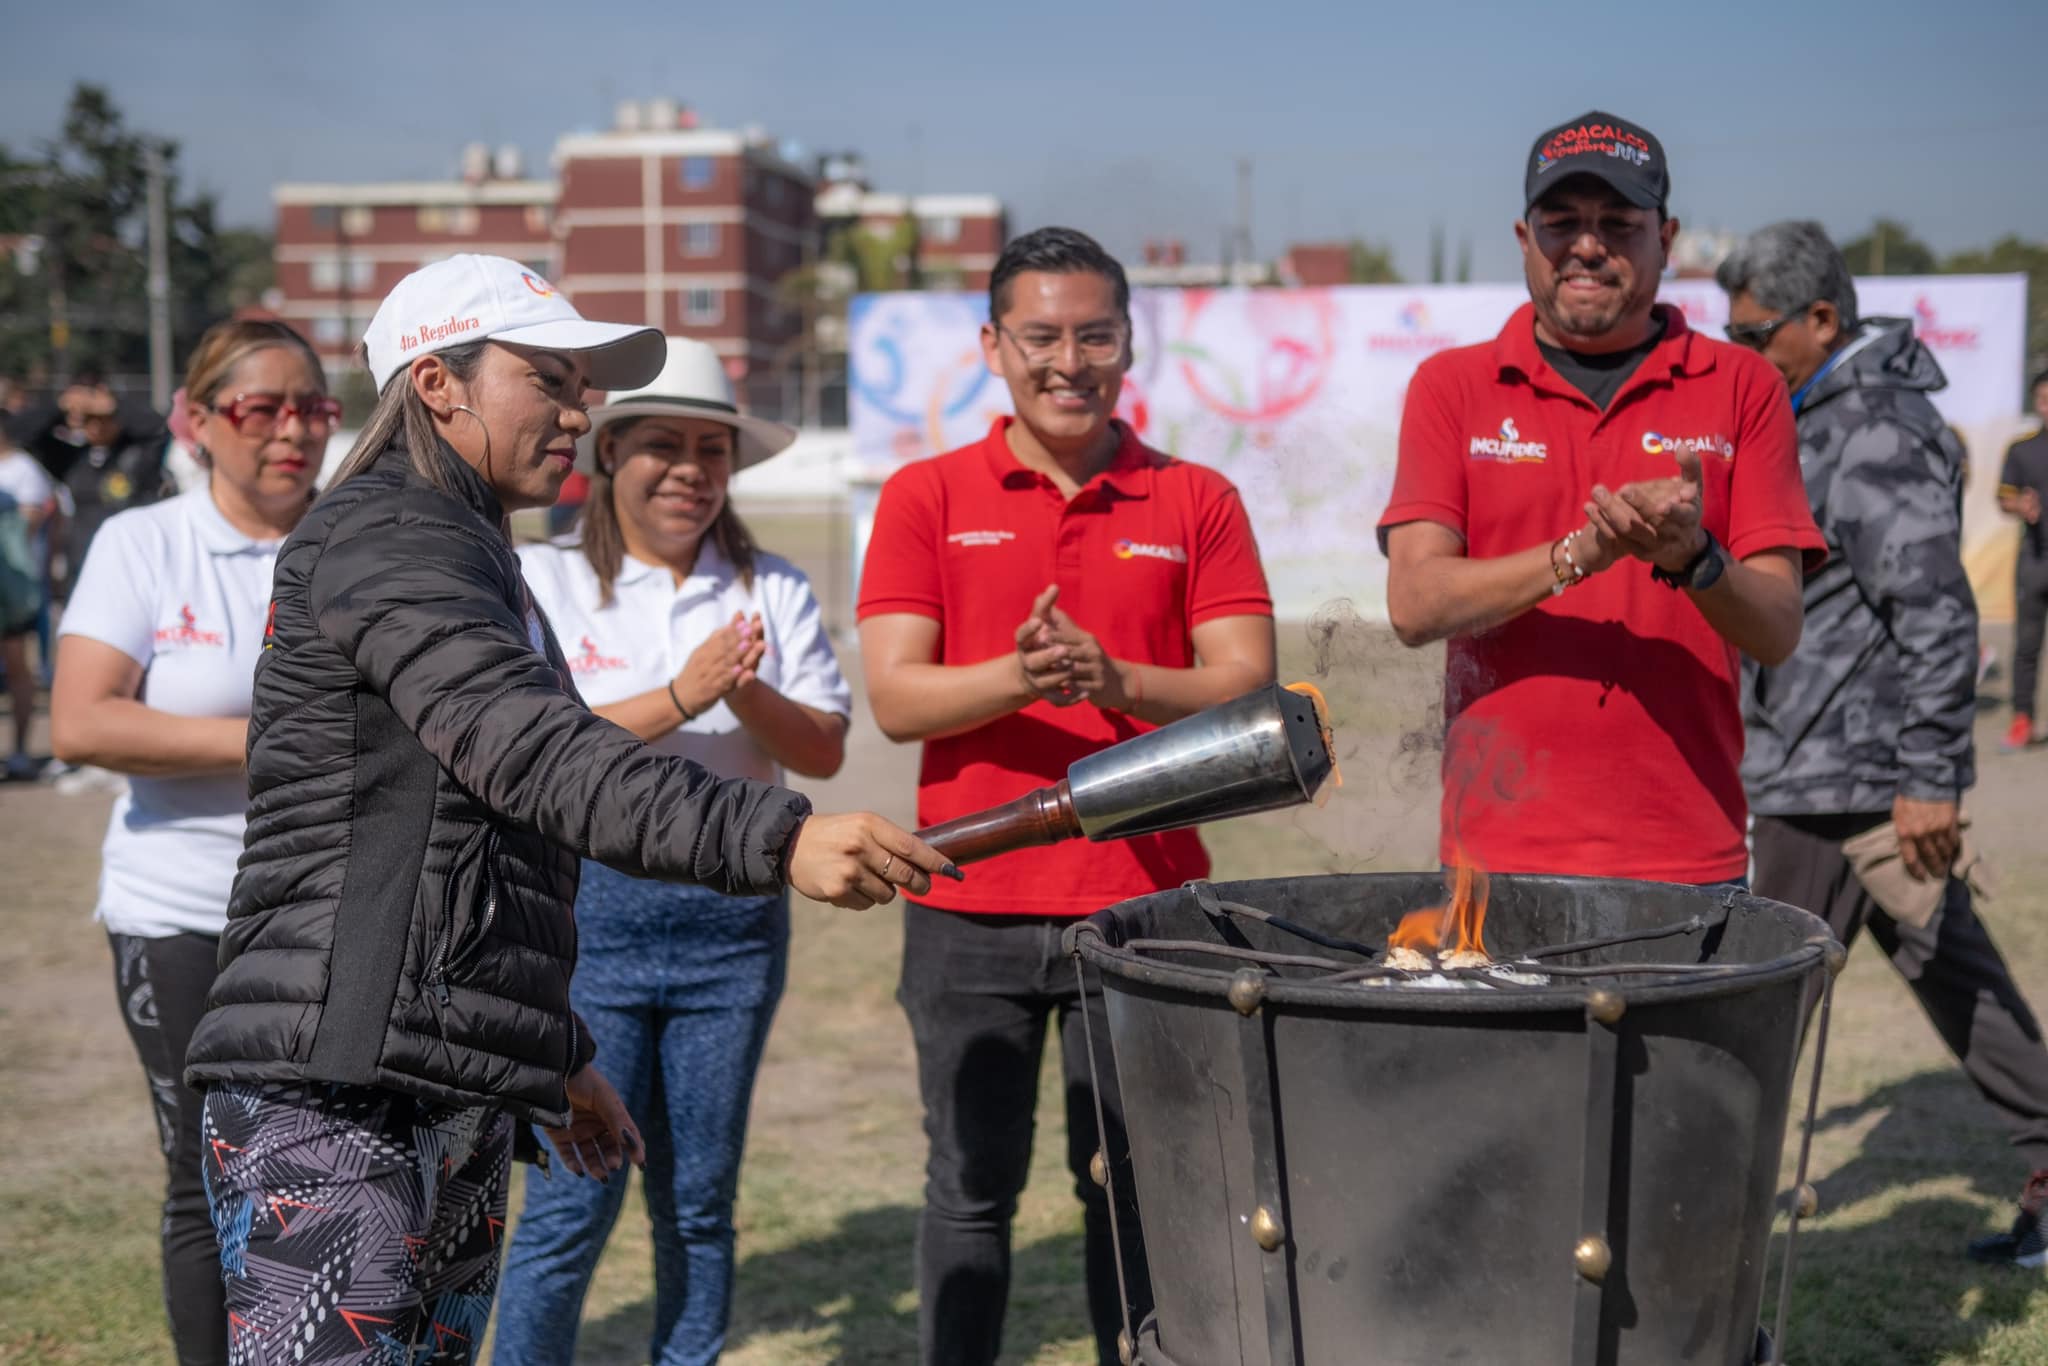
1551, 533, 1587, 596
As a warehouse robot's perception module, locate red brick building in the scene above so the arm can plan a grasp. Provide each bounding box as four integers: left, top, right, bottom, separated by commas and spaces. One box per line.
272, 147, 556, 372
270, 109, 1006, 419
551, 107, 816, 398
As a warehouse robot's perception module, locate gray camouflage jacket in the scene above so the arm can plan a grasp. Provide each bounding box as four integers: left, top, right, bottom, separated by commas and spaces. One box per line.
1742, 318, 1978, 815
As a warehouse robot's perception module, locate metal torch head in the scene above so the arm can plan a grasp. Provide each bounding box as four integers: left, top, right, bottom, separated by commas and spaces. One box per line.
1065, 682, 1337, 843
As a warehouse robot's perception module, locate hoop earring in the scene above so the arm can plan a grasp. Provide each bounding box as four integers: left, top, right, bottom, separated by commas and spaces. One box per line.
449, 402, 493, 475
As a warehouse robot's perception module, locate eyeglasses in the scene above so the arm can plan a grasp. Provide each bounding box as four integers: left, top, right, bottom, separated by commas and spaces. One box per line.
1724, 304, 1815, 351
212, 392, 343, 436
996, 320, 1129, 369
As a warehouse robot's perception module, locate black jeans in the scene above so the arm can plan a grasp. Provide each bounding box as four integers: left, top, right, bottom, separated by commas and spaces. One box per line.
1753, 813, 2048, 1170
898, 901, 1152, 1366
2015, 554, 2048, 720
109, 930, 226, 1366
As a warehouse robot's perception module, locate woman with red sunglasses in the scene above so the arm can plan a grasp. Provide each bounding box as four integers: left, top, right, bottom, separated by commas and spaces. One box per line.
48, 318, 335, 1366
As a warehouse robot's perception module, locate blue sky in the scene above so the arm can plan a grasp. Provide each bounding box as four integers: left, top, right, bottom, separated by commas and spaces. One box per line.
4, 0, 2044, 281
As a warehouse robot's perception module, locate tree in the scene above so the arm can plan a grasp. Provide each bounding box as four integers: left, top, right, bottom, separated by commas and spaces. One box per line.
1345, 240, 1402, 285
1839, 219, 1937, 276
842, 216, 921, 293
1944, 235, 2048, 375
0, 82, 275, 387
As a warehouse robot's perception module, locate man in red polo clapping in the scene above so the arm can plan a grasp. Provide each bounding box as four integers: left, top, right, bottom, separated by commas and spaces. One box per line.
1379, 111, 1826, 887
858, 226, 1276, 1366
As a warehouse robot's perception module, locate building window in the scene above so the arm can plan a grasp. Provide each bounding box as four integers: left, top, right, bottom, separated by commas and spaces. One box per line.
418, 205, 479, 234
312, 316, 347, 344
924, 215, 962, 244
524, 205, 552, 233
682, 287, 723, 325
309, 206, 337, 231
306, 257, 373, 291
680, 156, 715, 190
682, 223, 720, 257
340, 207, 374, 235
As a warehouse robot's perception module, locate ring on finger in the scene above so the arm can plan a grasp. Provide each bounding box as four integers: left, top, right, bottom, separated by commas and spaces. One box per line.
881, 854, 895, 882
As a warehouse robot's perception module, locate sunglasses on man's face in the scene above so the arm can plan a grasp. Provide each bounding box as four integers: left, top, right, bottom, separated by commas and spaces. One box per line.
1724, 304, 1815, 350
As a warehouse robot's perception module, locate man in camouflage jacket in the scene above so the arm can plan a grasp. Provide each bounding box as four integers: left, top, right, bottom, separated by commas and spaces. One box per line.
1720, 221, 2048, 1267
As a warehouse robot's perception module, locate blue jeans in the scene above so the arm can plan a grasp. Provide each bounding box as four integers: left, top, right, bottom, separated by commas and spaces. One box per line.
495, 862, 788, 1365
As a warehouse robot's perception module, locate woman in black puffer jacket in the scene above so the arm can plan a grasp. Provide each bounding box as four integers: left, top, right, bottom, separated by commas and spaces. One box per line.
184, 255, 954, 1364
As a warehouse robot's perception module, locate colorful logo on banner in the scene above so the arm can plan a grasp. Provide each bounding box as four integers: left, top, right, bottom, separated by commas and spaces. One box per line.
1172, 289, 1338, 427
1913, 295, 1981, 351
849, 295, 998, 461
1368, 299, 1459, 353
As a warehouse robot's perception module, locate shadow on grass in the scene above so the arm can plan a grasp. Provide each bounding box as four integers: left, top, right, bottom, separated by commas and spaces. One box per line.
1756, 1069, 2047, 1363
580, 1203, 1091, 1365
1806, 1068, 2034, 1212
1767, 1196, 2043, 1365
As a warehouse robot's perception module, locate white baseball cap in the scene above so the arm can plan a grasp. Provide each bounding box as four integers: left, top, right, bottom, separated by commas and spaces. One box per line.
362, 254, 666, 395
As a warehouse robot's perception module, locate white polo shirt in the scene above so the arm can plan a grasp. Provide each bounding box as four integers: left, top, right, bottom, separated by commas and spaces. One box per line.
59, 487, 283, 938
517, 539, 852, 786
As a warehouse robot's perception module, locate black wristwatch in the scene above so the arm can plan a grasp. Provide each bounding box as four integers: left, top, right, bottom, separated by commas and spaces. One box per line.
1651, 529, 1727, 592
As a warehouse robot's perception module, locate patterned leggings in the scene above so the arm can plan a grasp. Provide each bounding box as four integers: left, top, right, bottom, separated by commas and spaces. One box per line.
201, 1081, 512, 1365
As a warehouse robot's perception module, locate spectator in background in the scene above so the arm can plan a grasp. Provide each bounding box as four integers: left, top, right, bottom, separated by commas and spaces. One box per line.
14, 376, 174, 594
0, 411, 59, 778
1720, 222, 2048, 1269
498, 337, 852, 1365
858, 227, 1276, 1366
47, 320, 333, 1363
1998, 369, 2048, 752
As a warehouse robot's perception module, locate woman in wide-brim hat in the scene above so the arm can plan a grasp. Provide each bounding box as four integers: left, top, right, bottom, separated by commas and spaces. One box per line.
498, 336, 854, 1364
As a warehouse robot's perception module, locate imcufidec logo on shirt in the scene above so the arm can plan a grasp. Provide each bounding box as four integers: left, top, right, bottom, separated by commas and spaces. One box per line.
1468, 417, 1549, 464
1641, 431, 1736, 461
155, 604, 225, 648
1113, 538, 1188, 563
566, 635, 631, 675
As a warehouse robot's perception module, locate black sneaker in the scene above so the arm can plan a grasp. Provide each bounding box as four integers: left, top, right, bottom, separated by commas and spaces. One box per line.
1968, 1170, 2048, 1267
1968, 1208, 2046, 1267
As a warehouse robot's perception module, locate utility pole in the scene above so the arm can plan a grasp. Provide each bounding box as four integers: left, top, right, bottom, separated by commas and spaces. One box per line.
799, 227, 821, 429
145, 142, 173, 411
1235, 157, 1254, 282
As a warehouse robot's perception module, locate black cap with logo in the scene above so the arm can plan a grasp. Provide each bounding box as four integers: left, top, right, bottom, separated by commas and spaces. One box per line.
1525, 111, 1668, 213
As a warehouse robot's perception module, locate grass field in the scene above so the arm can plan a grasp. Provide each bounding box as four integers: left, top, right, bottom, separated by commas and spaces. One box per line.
4, 513, 2048, 1363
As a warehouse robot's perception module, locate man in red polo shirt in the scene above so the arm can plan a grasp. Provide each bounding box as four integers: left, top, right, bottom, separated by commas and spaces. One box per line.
858, 226, 1275, 1366
1379, 111, 1825, 885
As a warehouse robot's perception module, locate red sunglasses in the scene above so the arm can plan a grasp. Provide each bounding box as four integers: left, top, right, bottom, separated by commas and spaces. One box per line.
212, 392, 343, 435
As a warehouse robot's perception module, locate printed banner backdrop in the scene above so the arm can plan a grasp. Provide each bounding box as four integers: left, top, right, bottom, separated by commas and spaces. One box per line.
848, 276, 2029, 620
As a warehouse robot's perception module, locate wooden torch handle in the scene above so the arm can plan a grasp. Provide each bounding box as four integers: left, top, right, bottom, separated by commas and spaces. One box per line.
914, 780, 1080, 866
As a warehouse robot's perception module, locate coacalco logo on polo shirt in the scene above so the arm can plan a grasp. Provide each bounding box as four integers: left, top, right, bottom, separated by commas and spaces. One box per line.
1113, 538, 1188, 563
1468, 418, 1549, 463
155, 604, 226, 648
566, 635, 630, 675
1641, 431, 1736, 461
